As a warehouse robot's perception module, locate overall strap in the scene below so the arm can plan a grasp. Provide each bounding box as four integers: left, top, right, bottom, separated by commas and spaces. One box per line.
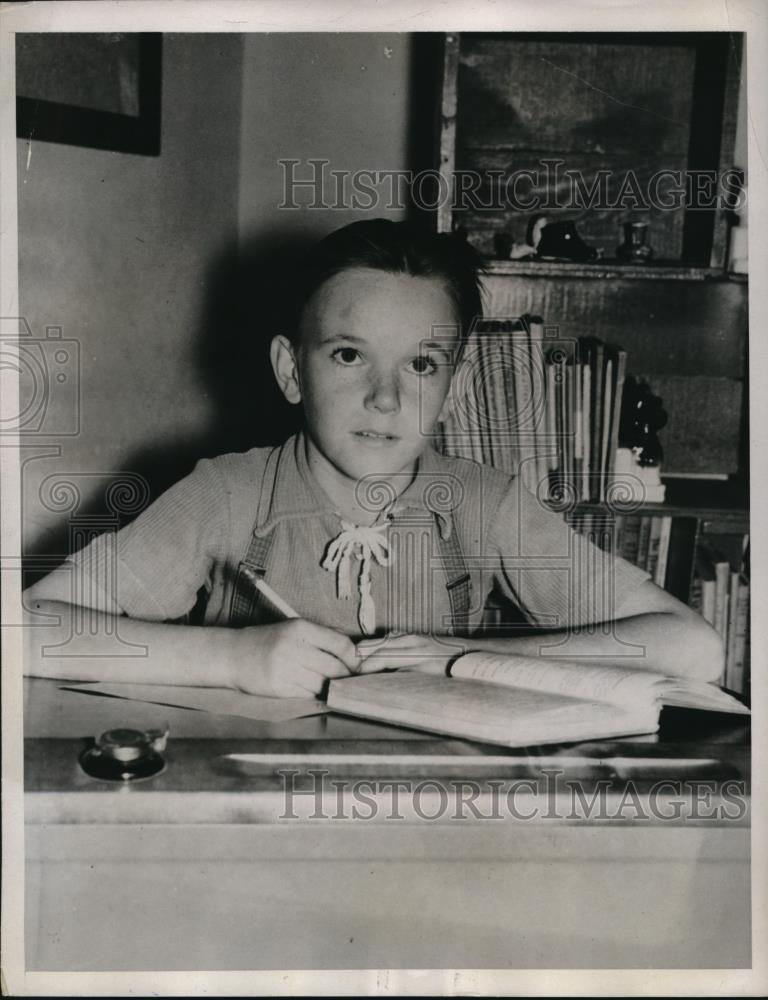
228, 445, 282, 627
434, 512, 472, 636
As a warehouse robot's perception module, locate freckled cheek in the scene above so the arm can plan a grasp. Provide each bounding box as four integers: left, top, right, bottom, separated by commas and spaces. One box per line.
300, 362, 358, 408
304, 376, 363, 429
319, 364, 371, 393
413, 377, 451, 413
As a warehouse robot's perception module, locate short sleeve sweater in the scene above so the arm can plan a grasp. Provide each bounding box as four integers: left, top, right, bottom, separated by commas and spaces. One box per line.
66, 432, 649, 638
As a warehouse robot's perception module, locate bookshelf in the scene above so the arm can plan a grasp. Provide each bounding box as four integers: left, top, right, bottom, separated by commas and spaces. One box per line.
432, 31, 749, 696
437, 319, 750, 702
436, 31, 748, 480
581, 479, 748, 526
484, 261, 748, 283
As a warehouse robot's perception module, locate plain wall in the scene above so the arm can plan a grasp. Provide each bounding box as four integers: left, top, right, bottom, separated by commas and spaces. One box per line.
237, 33, 413, 245
17, 34, 244, 557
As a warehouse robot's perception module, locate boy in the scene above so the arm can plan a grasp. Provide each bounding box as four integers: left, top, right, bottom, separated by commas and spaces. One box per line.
24, 220, 724, 696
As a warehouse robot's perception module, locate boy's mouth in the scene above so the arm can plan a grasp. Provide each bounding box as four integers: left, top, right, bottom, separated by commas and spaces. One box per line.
353, 430, 400, 442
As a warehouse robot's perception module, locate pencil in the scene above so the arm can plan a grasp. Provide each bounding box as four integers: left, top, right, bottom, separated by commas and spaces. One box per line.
242, 566, 300, 619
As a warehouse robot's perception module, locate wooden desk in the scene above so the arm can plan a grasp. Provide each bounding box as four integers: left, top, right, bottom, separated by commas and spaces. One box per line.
24, 678, 751, 971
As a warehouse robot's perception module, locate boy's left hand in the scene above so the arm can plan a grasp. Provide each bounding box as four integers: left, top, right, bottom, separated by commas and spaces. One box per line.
355, 632, 467, 676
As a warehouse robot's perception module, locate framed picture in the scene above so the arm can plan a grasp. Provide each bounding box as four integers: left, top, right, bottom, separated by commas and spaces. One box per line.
16, 32, 162, 155
439, 31, 741, 267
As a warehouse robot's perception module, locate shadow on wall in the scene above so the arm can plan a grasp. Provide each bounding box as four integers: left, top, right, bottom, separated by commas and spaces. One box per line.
194, 228, 308, 455
125, 227, 312, 490
22, 230, 313, 579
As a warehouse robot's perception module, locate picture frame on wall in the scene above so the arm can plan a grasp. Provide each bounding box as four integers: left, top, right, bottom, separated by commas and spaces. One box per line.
16, 32, 162, 156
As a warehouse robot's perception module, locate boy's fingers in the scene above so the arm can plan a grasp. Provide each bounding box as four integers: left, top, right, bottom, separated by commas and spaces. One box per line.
302, 622, 359, 671
279, 681, 321, 699
360, 661, 398, 674
355, 639, 428, 673
357, 654, 436, 674
355, 638, 379, 655
356, 634, 414, 661
400, 660, 451, 676
376, 632, 413, 647
282, 663, 327, 695
302, 651, 357, 680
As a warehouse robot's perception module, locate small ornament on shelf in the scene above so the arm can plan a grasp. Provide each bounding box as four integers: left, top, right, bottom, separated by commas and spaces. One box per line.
611, 376, 668, 503
493, 216, 603, 262
494, 226, 537, 260
616, 220, 654, 263
533, 217, 600, 263
612, 449, 666, 504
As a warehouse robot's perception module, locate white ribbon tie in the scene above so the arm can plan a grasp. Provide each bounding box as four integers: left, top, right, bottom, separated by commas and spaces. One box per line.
321, 520, 390, 635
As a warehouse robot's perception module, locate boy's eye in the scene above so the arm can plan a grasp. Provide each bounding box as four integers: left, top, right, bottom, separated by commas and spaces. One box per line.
331, 347, 362, 366
408, 355, 438, 376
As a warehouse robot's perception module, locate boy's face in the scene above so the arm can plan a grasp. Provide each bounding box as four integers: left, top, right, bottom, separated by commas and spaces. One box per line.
276, 267, 461, 486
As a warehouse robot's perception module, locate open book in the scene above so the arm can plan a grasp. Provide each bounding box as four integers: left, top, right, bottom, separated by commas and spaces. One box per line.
327, 653, 749, 747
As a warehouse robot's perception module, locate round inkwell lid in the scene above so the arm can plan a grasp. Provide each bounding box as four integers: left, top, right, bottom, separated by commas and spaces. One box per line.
97, 728, 151, 762
80, 725, 169, 782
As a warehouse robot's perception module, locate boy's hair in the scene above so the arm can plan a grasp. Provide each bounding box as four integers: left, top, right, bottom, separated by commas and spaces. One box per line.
286, 218, 485, 343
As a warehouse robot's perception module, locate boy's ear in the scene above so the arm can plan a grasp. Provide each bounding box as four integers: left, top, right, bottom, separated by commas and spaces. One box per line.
270, 335, 302, 405
437, 385, 453, 425
438, 361, 463, 424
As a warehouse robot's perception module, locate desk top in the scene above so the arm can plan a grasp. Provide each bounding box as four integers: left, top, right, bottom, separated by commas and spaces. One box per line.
24, 677, 750, 826
24, 677, 751, 745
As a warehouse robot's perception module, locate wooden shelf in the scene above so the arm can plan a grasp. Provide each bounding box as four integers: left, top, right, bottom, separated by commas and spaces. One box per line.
483, 260, 746, 282
569, 479, 749, 525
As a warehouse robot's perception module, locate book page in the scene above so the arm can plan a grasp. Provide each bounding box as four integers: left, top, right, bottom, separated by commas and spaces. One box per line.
452, 653, 750, 714
658, 679, 750, 714
328, 672, 660, 746
451, 652, 668, 708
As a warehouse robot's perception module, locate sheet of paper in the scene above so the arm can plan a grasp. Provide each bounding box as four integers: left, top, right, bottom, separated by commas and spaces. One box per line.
60, 682, 330, 723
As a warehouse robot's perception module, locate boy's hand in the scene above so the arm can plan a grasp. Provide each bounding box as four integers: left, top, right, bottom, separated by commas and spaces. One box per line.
229, 620, 359, 698
356, 632, 467, 676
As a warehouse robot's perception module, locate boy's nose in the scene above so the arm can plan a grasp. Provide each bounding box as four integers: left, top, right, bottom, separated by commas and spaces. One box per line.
364, 372, 401, 414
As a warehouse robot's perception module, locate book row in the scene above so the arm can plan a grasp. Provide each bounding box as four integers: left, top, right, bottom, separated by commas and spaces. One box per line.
436, 318, 626, 503
576, 512, 673, 587
575, 512, 750, 698
691, 534, 750, 698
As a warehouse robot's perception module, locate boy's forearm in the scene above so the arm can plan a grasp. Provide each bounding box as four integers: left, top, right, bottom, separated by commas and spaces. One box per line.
467, 610, 724, 681
22, 599, 238, 688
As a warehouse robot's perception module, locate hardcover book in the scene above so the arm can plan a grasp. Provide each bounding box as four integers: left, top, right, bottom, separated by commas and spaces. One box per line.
328, 653, 748, 748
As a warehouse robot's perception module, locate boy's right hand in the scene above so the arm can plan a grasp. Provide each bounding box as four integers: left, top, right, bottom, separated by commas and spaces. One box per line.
228, 619, 359, 698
